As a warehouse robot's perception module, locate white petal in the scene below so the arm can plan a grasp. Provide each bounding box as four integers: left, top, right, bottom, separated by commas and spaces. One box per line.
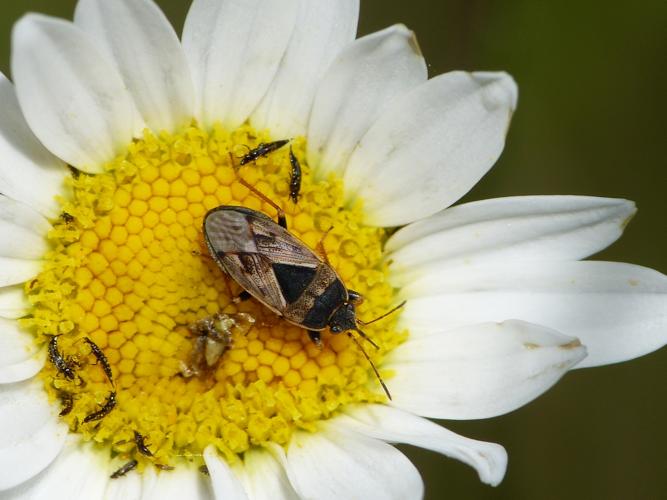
251, 0, 359, 137
386, 320, 586, 419
283, 426, 423, 500
0, 257, 41, 287
203, 446, 248, 500
335, 404, 507, 486
0, 73, 67, 218
386, 196, 636, 285
238, 447, 299, 500
0, 195, 50, 260
105, 467, 143, 500
307, 24, 427, 179
0, 285, 30, 319
344, 71, 517, 226
0, 379, 67, 491
0, 318, 45, 384
141, 466, 212, 500
5, 440, 110, 499
183, 0, 298, 130
11, 14, 142, 173
74, 0, 194, 133
400, 261, 667, 368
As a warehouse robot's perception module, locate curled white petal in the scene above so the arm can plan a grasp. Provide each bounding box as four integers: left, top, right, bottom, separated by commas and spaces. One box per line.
74, 0, 195, 133
237, 447, 299, 500
386, 320, 587, 419
251, 0, 360, 137
203, 446, 248, 500
345, 71, 517, 226
308, 24, 427, 179
386, 196, 636, 285
400, 261, 667, 368
183, 0, 298, 130
282, 426, 423, 500
335, 404, 507, 486
12, 14, 142, 172
0, 73, 67, 218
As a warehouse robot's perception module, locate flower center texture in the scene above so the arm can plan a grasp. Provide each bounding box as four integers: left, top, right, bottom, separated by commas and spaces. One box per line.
23, 124, 406, 468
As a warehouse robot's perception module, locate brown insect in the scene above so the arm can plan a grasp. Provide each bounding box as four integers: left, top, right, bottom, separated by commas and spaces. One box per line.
203, 171, 404, 399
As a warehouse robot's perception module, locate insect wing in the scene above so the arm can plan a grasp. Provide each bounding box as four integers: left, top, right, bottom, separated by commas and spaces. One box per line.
204, 207, 321, 314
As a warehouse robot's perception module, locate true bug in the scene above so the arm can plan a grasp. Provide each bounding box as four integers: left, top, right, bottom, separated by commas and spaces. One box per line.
198, 465, 210, 476
48, 335, 79, 382
203, 170, 404, 399
83, 391, 117, 423
110, 459, 138, 479
288, 147, 302, 203
239, 139, 290, 165
134, 430, 153, 457
83, 337, 114, 387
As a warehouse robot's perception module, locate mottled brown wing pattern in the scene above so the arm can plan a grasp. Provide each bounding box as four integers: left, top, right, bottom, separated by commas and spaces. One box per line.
218, 252, 287, 313
203, 206, 323, 315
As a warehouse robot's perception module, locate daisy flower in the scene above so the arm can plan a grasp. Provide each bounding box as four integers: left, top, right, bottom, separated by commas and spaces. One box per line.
1, 0, 665, 499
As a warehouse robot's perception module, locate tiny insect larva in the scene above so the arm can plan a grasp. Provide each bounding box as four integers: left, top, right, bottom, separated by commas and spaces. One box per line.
83, 391, 117, 423
110, 459, 138, 479
239, 139, 290, 165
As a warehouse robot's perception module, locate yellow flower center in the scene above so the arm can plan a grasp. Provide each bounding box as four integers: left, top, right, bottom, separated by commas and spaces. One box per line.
23, 124, 405, 468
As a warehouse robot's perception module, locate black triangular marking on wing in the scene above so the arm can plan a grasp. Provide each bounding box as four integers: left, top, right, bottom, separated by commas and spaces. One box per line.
272, 263, 317, 304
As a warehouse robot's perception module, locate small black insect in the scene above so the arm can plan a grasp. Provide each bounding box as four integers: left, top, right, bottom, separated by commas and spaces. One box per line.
203, 184, 404, 399
61, 212, 75, 224
83, 337, 114, 387
133, 430, 153, 457
239, 139, 290, 165
198, 465, 210, 476
58, 391, 74, 417
83, 391, 117, 423
110, 459, 138, 479
48, 335, 78, 381
288, 147, 302, 204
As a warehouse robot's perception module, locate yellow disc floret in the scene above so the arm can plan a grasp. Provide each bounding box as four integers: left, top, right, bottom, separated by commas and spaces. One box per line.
22, 123, 406, 467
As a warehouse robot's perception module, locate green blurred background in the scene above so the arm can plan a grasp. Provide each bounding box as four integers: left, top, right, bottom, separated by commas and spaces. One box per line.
1, 1, 665, 498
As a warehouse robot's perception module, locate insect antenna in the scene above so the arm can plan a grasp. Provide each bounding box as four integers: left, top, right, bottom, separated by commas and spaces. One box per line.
357, 300, 407, 326
353, 327, 379, 350
348, 333, 391, 400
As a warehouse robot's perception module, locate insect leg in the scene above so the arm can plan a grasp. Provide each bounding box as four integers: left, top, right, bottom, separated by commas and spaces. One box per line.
229, 152, 288, 228
315, 227, 333, 266
308, 330, 323, 348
